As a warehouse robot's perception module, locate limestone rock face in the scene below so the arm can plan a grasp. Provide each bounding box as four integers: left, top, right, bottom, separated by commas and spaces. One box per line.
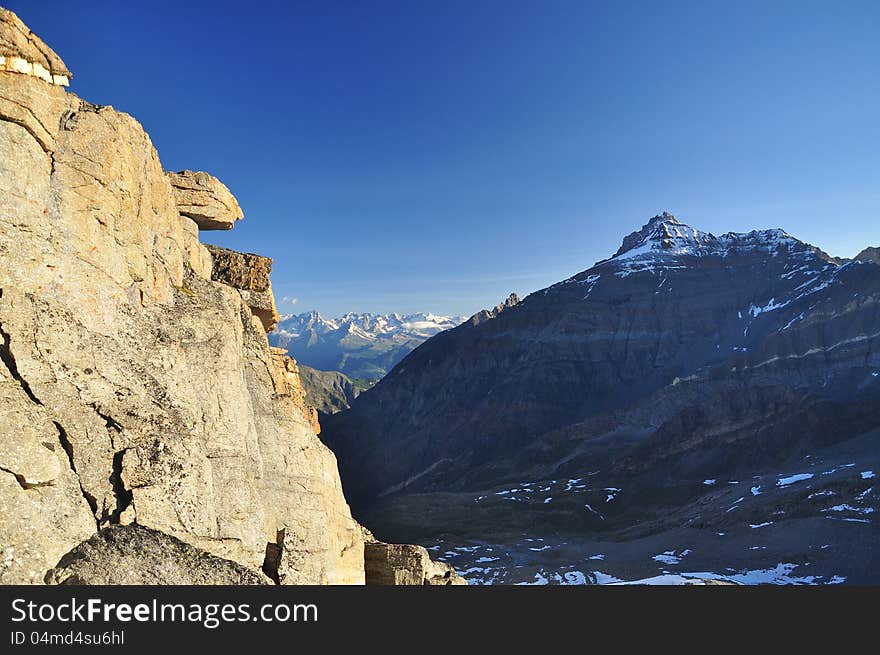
45, 525, 269, 585
205, 244, 280, 331
269, 348, 321, 435
0, 359, 96, 583
0, 10, 365, 585
180, 216, 213, 279
0, 9, 462, 587
168, 170, 243, 231
364, 542, 466, 585
0, 8, 71, 85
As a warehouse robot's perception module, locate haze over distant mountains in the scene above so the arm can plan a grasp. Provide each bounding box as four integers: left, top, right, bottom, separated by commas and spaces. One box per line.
322, 212, 880, 585
270, 311, 468, 380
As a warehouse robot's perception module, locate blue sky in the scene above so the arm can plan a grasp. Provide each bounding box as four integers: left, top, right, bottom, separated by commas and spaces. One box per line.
10, 0, 879, 316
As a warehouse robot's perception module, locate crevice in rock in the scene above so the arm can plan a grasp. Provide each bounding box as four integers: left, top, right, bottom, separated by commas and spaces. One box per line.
90, 403, 123, 432
0, 465, 53, 490
0, 302, 42, 406
0, 100, 54, 153
107, 448, 133, 524
54, 420, 99, 529
261, 528, 284, 585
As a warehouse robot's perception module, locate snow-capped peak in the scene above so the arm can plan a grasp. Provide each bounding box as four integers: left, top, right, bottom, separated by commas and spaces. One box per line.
596, 213, 835, 279
612, 212, 720, 261
272, 311, 469, 341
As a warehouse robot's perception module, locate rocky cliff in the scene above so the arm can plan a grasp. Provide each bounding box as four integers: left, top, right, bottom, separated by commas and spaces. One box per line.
0, 8, 462, 586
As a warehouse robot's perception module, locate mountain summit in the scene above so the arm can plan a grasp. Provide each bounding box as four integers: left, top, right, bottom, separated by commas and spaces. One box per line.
612, 211, 717, 258
322, 213, 880, 584
604, 211, 838, 275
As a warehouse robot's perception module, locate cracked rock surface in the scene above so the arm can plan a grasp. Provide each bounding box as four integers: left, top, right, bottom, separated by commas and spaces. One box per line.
0, 9, 364, 585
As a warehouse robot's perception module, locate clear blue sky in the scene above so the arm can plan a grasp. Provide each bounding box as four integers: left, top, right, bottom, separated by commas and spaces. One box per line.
9, 0, 879, 316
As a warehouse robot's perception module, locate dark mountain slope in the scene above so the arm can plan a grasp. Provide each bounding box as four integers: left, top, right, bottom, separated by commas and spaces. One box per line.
324, 213, 880, 511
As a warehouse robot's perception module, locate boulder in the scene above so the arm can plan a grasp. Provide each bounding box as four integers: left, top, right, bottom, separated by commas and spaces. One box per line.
364, 542, 466, 585
45, 525, 269, 585
167, 170, 243, 230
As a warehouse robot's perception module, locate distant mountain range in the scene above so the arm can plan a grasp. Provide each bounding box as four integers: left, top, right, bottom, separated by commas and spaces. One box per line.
270, 311, 468, 380
322, 212, 880, 585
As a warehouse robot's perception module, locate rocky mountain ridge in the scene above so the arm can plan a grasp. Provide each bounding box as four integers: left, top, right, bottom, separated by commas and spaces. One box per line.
322, 212, 880, 583
297, 365, 370, 420
271, 310, 468, 380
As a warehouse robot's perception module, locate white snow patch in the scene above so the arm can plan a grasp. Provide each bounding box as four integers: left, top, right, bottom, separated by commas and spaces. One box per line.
517, 572, 550, 585
726, 497, 745, 512
608, 574, 709, 586
749, 297, 788, 317
652, 550, 689, 565
822, 463, 856, 476
777, 473, 813, 487
593, 571, 623, 584
562, 570, 588, 585
824, 504, 874, 515
584, 504, 605, 520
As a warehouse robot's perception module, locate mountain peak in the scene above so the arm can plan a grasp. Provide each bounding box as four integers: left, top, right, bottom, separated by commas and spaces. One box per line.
613, 212, 714, 259
584, 213, 842, 281
648, 210, 682, 226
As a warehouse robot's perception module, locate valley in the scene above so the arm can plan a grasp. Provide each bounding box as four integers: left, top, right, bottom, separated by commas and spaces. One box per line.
321, 213, 880, 584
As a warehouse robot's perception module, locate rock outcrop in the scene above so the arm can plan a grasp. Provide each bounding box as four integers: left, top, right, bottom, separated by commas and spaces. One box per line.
45, 525, 269, 585
364, 542, 466, 585
855, 246, 880, 265
0, 8, 70, 85
0, 9, 459, 586
468, 292, 520, 326
269, 348, 321, 435
205, 244, 280, 332
167, 170, 243, 230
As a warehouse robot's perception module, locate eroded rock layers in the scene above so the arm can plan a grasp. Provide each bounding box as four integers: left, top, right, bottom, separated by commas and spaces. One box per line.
0, 8, 461, 586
